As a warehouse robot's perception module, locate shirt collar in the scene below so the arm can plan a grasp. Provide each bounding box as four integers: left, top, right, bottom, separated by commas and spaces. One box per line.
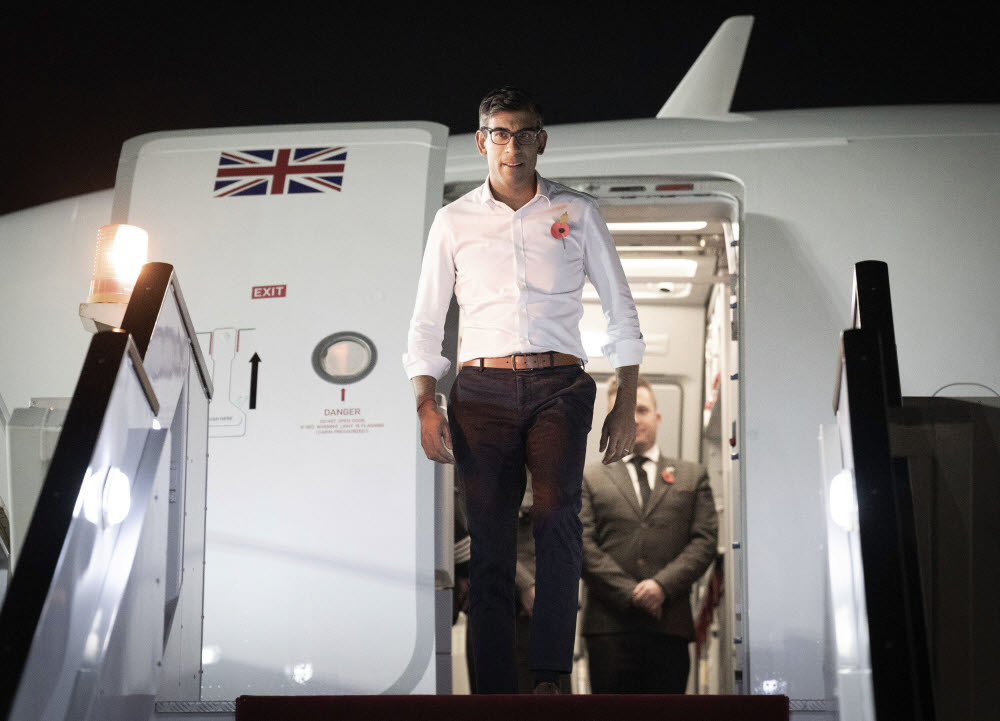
535, 174, 554, 204
624, 445, 660, 465
478, 173, 552, 209
476, 176, 495, 207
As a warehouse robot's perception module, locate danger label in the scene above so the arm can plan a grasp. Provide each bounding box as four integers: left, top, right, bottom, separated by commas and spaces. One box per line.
300, 407, 384, 436
251, 284, 287, 299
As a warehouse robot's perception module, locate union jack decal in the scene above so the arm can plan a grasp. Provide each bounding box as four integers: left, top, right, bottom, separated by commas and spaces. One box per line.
214, 147, 347, 196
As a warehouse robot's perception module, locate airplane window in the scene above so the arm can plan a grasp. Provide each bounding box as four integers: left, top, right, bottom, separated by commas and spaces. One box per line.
311, 332, 377, 384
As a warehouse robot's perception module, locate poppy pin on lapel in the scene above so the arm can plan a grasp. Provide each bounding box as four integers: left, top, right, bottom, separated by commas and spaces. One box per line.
551, 211, 570, 247
662, 466, 676, 484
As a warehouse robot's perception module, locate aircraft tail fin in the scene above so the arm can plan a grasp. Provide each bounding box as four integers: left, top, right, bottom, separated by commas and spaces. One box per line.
656, 15, 754, 121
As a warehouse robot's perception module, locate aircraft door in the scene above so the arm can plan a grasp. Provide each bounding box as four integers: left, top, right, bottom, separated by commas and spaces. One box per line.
112, 122, 448, 698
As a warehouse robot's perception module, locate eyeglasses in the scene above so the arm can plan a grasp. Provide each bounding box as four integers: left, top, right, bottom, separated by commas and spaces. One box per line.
479, 126, 544, 145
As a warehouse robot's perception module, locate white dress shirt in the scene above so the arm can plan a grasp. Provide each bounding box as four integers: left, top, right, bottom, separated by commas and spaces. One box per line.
622, 445, 660, 506
403, 175, 644, 379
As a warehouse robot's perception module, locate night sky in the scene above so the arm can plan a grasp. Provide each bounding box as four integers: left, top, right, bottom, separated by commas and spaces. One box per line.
3, 4, 997, 216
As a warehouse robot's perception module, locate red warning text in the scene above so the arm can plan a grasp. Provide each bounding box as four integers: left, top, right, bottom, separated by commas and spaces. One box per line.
251, 284, 287, 299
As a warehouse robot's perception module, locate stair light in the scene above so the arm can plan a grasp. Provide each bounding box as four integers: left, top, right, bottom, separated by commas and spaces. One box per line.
102, 467, 132, 527
829, 469, 859, 532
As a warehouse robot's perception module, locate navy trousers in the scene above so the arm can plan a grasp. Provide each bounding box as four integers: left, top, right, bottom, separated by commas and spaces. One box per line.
585, 632, 691, 693
449, 364, 596, 693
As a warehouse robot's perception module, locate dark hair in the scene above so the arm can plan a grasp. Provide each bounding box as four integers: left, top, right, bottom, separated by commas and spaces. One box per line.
607, 374, 656, 408
478, 86, 544, 128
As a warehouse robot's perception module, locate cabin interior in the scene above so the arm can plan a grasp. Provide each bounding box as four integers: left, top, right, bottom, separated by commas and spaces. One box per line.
442, 175, 745, 694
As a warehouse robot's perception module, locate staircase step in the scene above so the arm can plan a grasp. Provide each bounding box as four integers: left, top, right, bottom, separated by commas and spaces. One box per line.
235, 694, 789, 721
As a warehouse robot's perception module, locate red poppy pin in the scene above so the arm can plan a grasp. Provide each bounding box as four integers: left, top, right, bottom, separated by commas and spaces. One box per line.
550, 211, 570, 245
662, 466, 676, 484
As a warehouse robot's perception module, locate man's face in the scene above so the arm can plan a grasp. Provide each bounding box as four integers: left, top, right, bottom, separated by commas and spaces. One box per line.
611, 386, 661, 456
475, 109, 547, 194
633, 387, 661, 455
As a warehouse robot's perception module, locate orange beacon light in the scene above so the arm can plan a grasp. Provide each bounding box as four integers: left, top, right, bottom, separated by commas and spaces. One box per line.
80, 224, 149, 332
86, 224, 149, 304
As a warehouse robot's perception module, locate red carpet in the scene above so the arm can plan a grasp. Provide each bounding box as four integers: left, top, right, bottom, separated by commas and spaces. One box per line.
235, 694, 789, 721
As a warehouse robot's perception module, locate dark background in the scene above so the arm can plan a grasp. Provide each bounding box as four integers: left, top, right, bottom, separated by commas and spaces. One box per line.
3, 4, 997, 215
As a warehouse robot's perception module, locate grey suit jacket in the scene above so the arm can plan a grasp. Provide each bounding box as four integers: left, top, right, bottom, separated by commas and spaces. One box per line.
580, 452, 718, 640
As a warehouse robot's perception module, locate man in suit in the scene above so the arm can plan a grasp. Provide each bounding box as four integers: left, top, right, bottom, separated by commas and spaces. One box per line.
580, 375, 718, 693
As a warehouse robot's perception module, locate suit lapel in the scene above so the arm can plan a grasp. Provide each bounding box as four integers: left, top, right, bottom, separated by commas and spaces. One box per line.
642, 455, 674, 517
609, 462, 642, 517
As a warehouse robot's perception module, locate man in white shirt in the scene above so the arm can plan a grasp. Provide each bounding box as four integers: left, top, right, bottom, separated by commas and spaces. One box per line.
580, 376, 718, 693
403, 87, 644, 694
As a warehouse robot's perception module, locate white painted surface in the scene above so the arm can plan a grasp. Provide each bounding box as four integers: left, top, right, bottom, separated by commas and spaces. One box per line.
0, 190, 113, 407
1, 106, 997, 712
656, 15, 754, 121
113, 122, 448, 697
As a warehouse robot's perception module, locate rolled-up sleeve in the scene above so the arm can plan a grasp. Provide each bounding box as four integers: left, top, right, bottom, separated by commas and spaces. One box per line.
581, 202, 645, 367
402, 211, 455, 379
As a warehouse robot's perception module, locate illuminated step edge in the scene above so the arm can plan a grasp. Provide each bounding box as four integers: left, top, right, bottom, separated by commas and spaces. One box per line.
154, 700, 236, 713
788, 699, 830, 711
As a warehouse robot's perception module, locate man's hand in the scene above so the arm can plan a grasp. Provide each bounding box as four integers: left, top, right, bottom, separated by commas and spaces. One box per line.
412, 375, 454, 464
418, 400, 455, 464
600, 404, 636, 465
600, 364, 639, 464
632, 579, 665, 620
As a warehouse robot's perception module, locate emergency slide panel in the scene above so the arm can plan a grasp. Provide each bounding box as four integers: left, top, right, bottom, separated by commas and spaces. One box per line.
112, 122, 448, 696
0, 332, 163, 721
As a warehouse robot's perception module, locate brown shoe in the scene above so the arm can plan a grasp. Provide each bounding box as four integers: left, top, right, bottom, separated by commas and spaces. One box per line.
533, 681, 560, 694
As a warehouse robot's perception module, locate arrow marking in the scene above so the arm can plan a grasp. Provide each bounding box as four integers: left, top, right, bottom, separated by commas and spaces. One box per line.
249, 352, 261, 409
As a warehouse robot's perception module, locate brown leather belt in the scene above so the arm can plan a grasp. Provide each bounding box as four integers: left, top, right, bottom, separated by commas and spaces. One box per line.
461, 351, 582, 371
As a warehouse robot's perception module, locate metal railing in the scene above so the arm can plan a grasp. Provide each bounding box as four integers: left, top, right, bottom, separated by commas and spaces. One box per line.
0, 264, 211, 721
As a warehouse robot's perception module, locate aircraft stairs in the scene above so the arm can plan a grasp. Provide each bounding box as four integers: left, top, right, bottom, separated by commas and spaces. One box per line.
0, 263, 212, 721
0, 262, 789, 721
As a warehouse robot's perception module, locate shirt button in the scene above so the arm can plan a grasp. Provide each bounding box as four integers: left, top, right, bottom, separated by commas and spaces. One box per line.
641, 522, 649, 530
637, 558, 646, 568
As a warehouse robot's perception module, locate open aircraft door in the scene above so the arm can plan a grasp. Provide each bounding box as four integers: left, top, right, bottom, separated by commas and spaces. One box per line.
112, 122, 450, 700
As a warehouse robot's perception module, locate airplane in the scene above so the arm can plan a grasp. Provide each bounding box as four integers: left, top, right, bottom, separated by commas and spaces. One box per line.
1, 15, 997, 721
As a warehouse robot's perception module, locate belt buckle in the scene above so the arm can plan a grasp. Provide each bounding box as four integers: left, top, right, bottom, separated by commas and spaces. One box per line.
510, 352, 530, 372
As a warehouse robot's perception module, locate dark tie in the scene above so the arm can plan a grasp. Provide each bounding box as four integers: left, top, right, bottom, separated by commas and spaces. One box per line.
630, 456, 651, 508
